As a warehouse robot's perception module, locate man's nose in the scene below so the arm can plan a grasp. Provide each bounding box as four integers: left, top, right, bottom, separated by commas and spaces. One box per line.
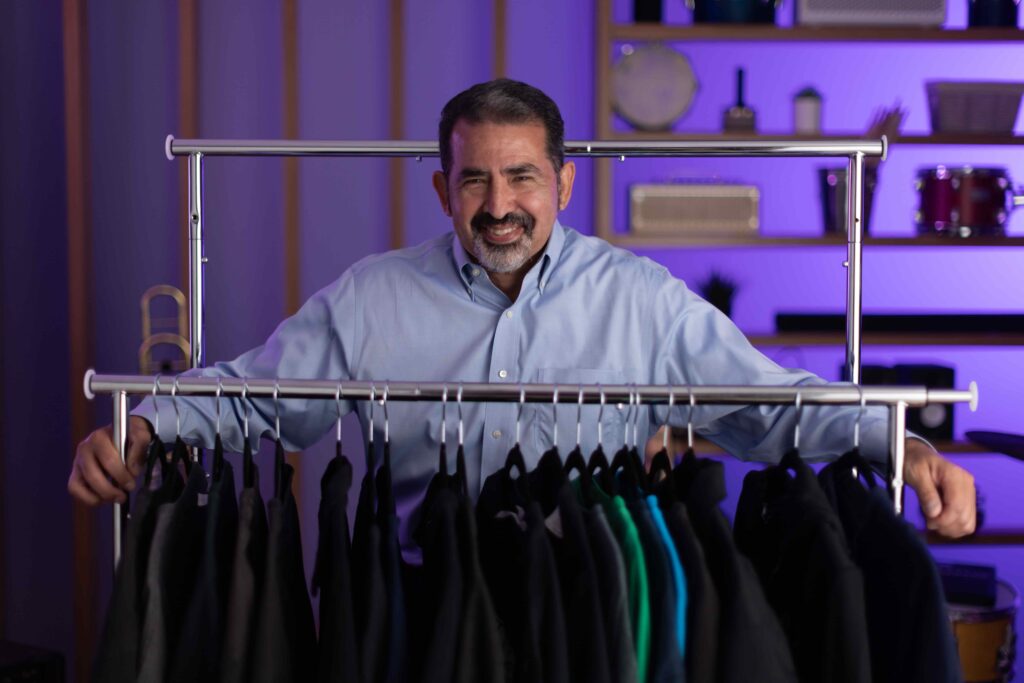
485, 180, 516, 217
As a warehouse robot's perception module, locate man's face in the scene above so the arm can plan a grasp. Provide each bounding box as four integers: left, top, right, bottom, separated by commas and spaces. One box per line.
433, 120, 575, 275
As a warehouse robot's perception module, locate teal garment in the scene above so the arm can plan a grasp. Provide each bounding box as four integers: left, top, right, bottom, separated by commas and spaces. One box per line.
647, 495, 687, 660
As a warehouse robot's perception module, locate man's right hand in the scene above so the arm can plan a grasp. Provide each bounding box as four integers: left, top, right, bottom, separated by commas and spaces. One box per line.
68, 416, 153, 506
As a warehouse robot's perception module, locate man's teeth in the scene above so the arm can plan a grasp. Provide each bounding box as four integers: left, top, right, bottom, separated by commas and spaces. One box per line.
490, 226, 517, 236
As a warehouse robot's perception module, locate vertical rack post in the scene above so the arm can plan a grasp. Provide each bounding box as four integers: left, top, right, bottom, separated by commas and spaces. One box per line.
889, 400, 908, 515
188, 152, 205, 371
845, 151, 865, 385
111, 390, 129, 571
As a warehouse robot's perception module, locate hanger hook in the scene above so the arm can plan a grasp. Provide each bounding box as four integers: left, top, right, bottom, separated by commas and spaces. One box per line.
597, 384, 605, 447
441, 385, 448, 446
854, 384, 867, 450
215, 377, 223, 437
552, 385, 560, 449
687, 386, 696, 450
664, 387, 675, 451
273, 380, 281, 442
382, 383, 390, 445
368, 384, 376, 445
794, 390, 804, 451
633, 385, 642, 449
151, 373, 162, 436
242, 378, 250, 441
336, 382, 344, 444
457, 383, 464, 448
576, 385, 584, 448
171, 375, 182, 437
623, 386, 634, 449
516, 385, 525, 445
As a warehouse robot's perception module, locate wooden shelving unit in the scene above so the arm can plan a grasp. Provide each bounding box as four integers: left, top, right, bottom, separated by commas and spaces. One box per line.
926, 529, 1024, 545
609, 24, 1024, 43
604, 130, 1024, 146
611, 234, 1024, 248
747, 332, 1024, 347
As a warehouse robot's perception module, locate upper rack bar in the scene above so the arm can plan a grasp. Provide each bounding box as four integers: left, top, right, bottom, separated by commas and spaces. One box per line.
165, 136, 887, 160
84, 371, 976, 409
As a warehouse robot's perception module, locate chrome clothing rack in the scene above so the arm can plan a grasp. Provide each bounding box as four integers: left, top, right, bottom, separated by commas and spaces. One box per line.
166, 135, 885, 386
84, 370, 976, 568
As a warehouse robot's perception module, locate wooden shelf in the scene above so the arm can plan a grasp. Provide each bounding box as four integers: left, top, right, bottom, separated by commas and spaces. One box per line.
610, 234, 1024, 248
926, 528, 1024, 545
604, 130, 1024, 146
747, 332, 1024, 346
610, 24, 1024, 43
693, 438, 994, 456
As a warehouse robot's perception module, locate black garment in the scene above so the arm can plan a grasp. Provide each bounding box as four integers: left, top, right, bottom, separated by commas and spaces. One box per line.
734, 451, 871, 683
220, 465, 268, 683
478, 463, 569, 683
253, 461, 316, 683
377, 443, 408, 683
529, 452, 610, 683
582, 505, 638, 683
819, 451, 961, 683
353, 461, 387, 683
662, 502, 717, 683
454, 478, 506, 683
671, 452, 797, 683
629, 501, 684, 683
137, 460, 209, 682
411, 445, 464, 683
93, 440, 183, 683
312, 444, 359, 683
168, 458, 239, 683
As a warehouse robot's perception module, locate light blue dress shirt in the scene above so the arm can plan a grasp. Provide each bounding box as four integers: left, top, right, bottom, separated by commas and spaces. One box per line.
134, 221, 897, 555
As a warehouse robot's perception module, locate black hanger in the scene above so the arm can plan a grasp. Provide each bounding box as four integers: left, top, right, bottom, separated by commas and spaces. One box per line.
240, 378, 256, 488
143, 437, 168, 488
648, 447, 672, 489
503, 386, 532, 498
210, 378, 225, 482
563, 387, 589, 480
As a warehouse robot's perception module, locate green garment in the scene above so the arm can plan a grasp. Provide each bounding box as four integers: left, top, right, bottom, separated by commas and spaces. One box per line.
585, 481, 651, 683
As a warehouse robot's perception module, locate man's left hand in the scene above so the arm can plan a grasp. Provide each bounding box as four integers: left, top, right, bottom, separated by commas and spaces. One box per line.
903, 439, 976, 538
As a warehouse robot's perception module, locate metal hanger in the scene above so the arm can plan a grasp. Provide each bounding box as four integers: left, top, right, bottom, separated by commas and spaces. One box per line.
335, 381, 345, 454
793, 390, 804, 452
564, 386, 589, 478
241, 378, 254, 488
686, 386, 696, 451
438, 384, 449, 474
144, 374, 166, 485
273, 380, 285, 499
212, 377, 225, 480
170, 375, 191, 472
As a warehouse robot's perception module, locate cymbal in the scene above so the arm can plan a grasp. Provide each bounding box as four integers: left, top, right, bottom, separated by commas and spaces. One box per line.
965, 431, 1024, 462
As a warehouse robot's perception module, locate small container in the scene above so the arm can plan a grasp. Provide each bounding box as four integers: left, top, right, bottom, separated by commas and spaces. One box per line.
968, 0, 1020, 28
793, 87, 822, 135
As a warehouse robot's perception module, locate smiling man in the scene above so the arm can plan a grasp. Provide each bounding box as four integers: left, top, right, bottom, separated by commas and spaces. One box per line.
70, 79, 976, 545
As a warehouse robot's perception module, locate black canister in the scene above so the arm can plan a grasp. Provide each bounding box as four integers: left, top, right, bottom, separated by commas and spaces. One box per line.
692, 0, 777, 24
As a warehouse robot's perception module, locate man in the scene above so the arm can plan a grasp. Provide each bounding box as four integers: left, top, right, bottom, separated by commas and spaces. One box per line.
70, 79, 975, 545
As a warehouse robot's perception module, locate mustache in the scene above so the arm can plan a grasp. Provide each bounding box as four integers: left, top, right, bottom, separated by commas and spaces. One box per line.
471, 212, 534, 234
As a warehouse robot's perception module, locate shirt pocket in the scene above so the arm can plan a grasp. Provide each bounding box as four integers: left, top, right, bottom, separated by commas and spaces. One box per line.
531, 367, 634, 456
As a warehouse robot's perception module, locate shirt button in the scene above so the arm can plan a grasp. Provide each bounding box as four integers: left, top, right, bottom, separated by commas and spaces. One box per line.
492, 430, 502, 439
505, 310, 513, 319
498, 370, 508, 379
471, 268, 480, 277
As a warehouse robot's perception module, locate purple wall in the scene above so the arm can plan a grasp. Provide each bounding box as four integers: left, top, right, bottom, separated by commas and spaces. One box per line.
2, 0, 1023, 675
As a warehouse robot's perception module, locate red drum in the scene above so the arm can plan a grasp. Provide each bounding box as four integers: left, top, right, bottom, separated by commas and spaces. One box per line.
916, 166, 1022, 237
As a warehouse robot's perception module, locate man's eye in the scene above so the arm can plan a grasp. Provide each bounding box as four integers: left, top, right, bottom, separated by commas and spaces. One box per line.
513, 175, 532, 183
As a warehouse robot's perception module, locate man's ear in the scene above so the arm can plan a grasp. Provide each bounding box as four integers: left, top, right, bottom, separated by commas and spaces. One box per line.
557, 160, 576, 211
432, 171, 451, 216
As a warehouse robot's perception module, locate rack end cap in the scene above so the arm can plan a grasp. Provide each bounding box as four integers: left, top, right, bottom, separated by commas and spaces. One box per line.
83, 368, 96, 400
165, 134, 175, 161
880, 134, 889, 162
969, 380, 979, 412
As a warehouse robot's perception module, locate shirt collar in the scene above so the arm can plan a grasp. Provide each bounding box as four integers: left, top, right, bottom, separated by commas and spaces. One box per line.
451, 219, 567, 298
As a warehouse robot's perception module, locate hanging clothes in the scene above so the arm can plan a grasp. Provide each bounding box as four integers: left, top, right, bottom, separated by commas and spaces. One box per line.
672, 452, 797, 683
733, 450, 871, 683
311, 443, 359, 682
220, 452, 267, 683
377, 443, 409, 683
353, 450, 388, 683
528, 450, 610, 683
93, 439, 183, 683
136, 447, 208, 683
168, 452, 239, 683
477, 451, 569, 683
646, 496, 687, 662
252, 456, 316, 683
818, 451, 961, 683
582, 503, 639, 683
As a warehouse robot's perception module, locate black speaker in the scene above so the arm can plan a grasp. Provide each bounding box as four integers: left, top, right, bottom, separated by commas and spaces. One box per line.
840, 363, 955, 440
895, 364, 955, 441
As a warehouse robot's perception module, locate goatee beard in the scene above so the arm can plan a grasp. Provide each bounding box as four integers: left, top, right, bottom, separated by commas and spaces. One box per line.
469, 212, 535, 274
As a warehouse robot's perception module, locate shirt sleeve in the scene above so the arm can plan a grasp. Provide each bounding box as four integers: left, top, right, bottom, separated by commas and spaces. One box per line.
648, 275, 910, 468
131, 269, 360, 453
